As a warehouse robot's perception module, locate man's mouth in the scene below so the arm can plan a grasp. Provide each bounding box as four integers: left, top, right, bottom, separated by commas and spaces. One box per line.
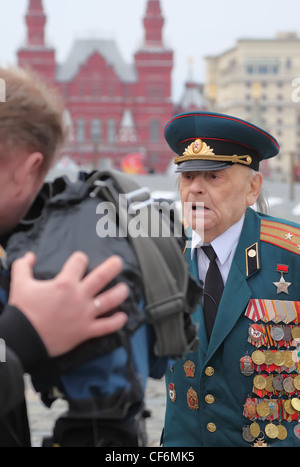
192, 204, 210, 212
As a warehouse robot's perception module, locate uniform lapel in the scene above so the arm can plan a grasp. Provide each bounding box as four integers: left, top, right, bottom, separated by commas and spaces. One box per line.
206, 208, 261, 360
184, 246, 209, 355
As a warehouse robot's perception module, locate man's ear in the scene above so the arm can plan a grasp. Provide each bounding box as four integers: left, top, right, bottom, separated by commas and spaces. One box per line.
13, 152, 44, 197
246, 171, 263, 207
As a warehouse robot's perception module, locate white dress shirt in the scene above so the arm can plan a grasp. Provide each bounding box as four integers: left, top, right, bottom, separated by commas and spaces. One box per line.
191, 214, 245, 287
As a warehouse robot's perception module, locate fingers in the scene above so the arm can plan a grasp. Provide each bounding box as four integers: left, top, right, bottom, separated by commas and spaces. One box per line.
81, 255, 124, 297
57, 251, 89, 281
11, 252, 36, 282
88, 312, 128, 339
92, 282, 129, 317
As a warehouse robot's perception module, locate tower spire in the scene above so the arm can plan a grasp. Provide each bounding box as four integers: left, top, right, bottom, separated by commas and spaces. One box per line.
26, 0, 46, 46
18, 0, 56, 82
143, 0, 164, 47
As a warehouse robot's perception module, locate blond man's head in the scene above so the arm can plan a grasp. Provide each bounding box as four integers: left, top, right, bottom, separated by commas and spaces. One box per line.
0, 66, 66, 234
0, 66, 66, 173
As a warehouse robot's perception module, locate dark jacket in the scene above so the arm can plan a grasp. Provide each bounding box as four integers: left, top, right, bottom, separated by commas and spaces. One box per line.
0, 302, 48, 446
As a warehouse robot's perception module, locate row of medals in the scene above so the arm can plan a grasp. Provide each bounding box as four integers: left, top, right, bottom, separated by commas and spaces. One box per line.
241, 323, 300, 446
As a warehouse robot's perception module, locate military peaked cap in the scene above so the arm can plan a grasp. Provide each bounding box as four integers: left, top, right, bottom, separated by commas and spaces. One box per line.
164, 111, 280, 172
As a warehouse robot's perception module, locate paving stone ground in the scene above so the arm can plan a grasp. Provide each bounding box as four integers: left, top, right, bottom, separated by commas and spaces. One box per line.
25, 375, 166, 447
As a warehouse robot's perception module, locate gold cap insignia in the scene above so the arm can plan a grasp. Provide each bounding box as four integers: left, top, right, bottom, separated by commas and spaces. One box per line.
174, 138, 252, 166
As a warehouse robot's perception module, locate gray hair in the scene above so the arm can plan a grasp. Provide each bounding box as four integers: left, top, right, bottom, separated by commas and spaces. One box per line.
250, 169, 269, 214
255, 180, 269, 214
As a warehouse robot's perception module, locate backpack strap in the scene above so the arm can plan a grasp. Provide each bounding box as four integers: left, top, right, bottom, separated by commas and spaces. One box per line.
86, 170, 199, 358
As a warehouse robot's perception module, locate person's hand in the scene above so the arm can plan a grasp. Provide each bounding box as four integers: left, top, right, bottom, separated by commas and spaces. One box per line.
8, 252, 129, 357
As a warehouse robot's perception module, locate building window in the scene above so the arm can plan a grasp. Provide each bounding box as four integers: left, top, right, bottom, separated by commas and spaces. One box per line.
91, 119, 102, 143
147, 86, 164, 99
107, 119, 116, 143
76, 118, 86, 142
150, 119, 160, 142
258, 65, 268, 74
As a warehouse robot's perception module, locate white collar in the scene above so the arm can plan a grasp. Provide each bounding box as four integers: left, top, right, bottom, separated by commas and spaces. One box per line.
191, 214, 245, 263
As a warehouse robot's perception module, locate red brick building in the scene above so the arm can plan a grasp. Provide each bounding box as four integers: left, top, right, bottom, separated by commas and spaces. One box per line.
17, 0, 177, 173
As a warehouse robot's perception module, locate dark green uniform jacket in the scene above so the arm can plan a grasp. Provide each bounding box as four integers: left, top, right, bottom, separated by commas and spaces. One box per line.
163, 208, 300, 447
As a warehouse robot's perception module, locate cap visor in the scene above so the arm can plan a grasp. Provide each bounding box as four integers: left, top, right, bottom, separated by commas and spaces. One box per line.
175, 160, 231, 173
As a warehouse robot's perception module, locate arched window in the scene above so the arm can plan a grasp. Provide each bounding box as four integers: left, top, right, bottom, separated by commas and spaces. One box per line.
107, 119, 116, 143
91, 119, 102, 143
150, 119, 160, 142
76, 118, 86, 142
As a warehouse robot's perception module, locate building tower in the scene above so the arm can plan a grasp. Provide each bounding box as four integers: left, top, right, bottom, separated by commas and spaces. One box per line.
143, 0, 165, 47
134, 0, 174, 169
17, 0, 56, 82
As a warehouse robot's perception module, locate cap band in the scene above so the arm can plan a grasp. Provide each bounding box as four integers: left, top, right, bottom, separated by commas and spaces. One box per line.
174, 139, 252, 167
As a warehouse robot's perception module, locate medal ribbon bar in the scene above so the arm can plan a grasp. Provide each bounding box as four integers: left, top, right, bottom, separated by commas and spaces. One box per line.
245, 299, 300, 324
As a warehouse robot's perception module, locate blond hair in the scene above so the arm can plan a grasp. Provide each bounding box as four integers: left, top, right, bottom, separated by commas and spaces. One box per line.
0, 66, 66, 171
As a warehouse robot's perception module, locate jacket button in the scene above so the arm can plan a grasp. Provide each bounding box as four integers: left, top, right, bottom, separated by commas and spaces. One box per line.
205, 366, 215, 376
205, 394, 215, 404
207, 422, 217, 433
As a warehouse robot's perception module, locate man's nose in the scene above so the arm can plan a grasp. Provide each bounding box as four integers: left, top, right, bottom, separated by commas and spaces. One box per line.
190, 175, 206, 194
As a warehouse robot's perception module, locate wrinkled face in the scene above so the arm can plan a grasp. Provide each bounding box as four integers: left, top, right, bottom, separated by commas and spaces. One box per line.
179, 164, 262, 243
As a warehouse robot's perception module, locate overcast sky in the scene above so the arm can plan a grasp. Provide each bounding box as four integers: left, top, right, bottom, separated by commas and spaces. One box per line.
0, 0, 300, 100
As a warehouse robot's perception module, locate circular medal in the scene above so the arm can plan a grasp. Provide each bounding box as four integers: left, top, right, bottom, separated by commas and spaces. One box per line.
256, 401, 270, 418
242, 425, 255, 443
250, 421, 260, 438
267, 399, 278, 415
273, 374, 284, 391
254, 351, 267, 366
271, 325, 284, 341
265, 422, 279, 439
277, 424, 288, 441
274, 351, 285, 367
283, 376, 295, 394
292, 326, 300, 342
252, 350, 265, 365
240, 354, 254, 376
291, 397, 300, 411
283, 326, 292, 342
254, 375, 267, 390
264, 350, 275, 366
284, 351, 295, 368
265, 375, 274, 393
294, 375, 300, 391
284, 399, 296, 415
294, 423, 300, 439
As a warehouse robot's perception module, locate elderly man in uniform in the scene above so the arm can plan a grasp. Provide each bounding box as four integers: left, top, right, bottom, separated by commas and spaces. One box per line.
162, 111, 300, 447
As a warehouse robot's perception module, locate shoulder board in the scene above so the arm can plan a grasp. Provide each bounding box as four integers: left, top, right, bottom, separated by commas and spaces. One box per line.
260, 218, 300, 255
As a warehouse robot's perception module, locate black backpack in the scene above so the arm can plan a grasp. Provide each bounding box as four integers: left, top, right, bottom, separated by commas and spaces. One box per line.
5, 170, 201, 445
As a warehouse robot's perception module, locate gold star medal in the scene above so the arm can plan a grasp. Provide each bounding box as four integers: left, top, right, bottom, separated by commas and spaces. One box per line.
273, 264, 291, 295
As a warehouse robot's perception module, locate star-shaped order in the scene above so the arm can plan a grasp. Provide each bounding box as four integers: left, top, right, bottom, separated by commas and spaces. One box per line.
273, 275, 292, 294
285, 232, 293, 241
